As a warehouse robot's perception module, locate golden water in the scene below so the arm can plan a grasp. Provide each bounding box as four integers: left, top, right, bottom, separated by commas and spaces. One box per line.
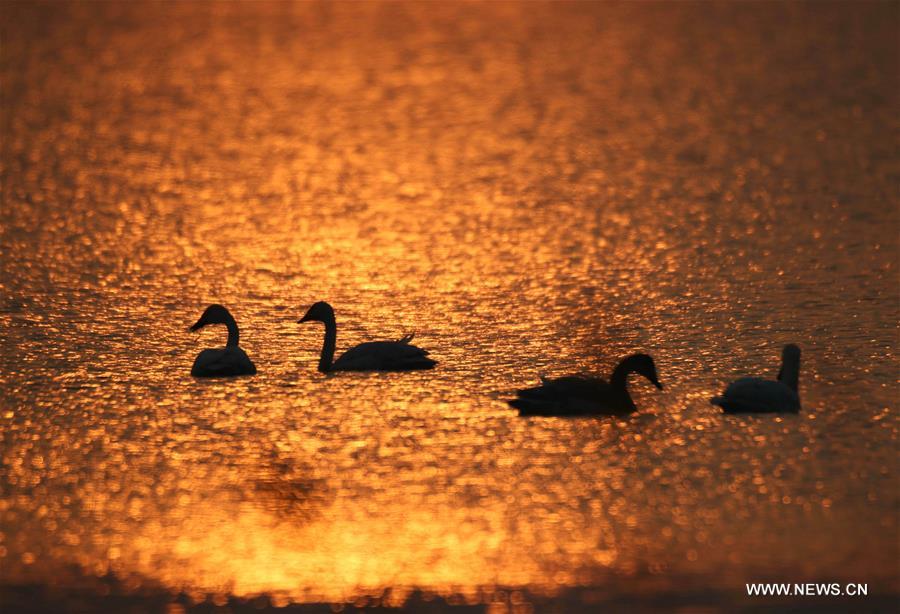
1, 1, 897, 609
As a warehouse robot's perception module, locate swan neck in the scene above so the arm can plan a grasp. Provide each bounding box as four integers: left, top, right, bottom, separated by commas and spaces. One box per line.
779, 354, 800, 393
318, 313, 337, 373
610, 361, 633, 396
225, 315, 240, 347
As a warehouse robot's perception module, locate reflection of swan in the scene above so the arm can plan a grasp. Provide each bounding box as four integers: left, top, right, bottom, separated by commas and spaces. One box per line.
508, 354, 663, 416
298, 301, 436, 372
189, 304, 257, 377
711, 344, 801, 413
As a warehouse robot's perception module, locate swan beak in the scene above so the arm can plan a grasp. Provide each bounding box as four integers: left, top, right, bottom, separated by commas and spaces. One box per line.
189, 319, 205, 332
298, 315, 310, 323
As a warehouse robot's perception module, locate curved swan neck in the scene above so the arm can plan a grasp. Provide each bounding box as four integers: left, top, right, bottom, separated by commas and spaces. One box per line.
610, 361, 633, 395
778, 353, 800, 393
224, 314, 240, 347
318, 311, 337, 373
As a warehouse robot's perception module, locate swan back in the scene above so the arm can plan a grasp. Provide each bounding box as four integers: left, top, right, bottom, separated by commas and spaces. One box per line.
712, 377, 800, 413
510, 376, 616, 416
332, 340, 436, 371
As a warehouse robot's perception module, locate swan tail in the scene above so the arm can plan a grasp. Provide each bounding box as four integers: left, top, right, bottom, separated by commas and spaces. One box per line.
516, 384, 555, 400
398, 344, 431, 359
509, 382, 562, 414
391, 346, 436, 369
397, 356, 437, 370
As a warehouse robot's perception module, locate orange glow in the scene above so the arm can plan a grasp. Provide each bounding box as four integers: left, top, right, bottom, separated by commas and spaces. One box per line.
1, 0, 897, 609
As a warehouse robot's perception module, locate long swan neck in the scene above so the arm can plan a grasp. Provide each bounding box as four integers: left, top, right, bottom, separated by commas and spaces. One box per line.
318, 312, 337, 373
225, 314, 240, 347
610, 361, 633, 396
779, 353, 800, 393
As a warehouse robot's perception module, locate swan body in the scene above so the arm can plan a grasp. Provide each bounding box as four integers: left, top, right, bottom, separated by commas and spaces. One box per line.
509, 353, 663, 416
711, 344, 801, 413
191, 346, 256, 377
189, 304, 257, 377
299, 301, 436, 373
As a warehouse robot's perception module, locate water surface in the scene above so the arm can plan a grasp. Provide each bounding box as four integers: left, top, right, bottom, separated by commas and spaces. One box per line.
1, 1, 898, 610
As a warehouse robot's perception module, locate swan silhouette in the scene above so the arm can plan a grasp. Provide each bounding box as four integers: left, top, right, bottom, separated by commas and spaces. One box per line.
298, 301, 436, 373
711, 344, 801, 413
188, 304, 257, 377
508, 353, 663, 416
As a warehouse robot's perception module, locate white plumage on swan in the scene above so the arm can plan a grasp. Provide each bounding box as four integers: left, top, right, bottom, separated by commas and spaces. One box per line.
189, 304, 257, 377
711, 344, 801, 413
298, 301, 436, 373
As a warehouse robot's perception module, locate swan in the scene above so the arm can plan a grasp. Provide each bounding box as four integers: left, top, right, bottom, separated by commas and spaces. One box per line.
188, 304, 257, 377
508, 353, 663, 416
298, 301, 436, 373
710, 344, 801, 413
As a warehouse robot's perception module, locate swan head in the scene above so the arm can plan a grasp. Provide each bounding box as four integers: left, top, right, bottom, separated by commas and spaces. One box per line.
623, 353, 663, 389
298, 301, 335, 324
777, 344, 802, 391
190, 304, 233, 331
782, 344, 801, 363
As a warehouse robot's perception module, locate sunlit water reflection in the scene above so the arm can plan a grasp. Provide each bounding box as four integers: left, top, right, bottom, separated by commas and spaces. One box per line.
1, 1, 897, 610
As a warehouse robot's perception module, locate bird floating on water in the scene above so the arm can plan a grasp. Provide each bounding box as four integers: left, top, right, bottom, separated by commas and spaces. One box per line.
188, 304, 257, 377
508, 353, 663, 416
298, 301, 436, 373
711, 344, 801, 413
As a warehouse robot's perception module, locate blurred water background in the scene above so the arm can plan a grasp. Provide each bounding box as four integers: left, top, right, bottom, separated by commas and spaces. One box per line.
1, 1, 897, 611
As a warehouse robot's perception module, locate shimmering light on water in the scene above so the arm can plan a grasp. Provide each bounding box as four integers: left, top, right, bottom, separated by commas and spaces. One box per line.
1, 1, 897, 610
